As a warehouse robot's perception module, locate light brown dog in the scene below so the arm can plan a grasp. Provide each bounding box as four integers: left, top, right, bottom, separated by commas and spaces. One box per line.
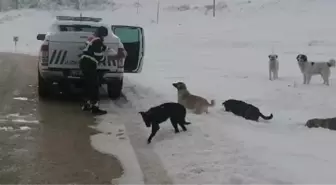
172, 82, 215, 114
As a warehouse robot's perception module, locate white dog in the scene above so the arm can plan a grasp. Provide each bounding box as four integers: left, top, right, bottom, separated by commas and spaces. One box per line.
268, 54, 279, 80
296, 54, 336, 85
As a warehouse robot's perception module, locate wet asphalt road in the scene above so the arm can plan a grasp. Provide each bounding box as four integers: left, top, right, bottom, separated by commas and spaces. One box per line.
0, 53, 123, 184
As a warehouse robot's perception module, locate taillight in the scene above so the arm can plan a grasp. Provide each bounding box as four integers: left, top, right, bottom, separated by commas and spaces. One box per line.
40, 42, 49, 66
118, 59, 124, 68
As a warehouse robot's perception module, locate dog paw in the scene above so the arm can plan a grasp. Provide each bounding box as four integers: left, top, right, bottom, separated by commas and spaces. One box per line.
116, 132, 124, 137
175, 130, 180, 134
190, 167, 204, 174
116, 129, 126, 140
118, 136, 126, 140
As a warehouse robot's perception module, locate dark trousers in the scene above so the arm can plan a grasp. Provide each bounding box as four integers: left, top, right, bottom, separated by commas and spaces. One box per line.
79, 57, 99, 106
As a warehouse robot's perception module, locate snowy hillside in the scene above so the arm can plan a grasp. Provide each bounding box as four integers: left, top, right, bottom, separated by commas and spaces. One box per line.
2, 0, 336, 183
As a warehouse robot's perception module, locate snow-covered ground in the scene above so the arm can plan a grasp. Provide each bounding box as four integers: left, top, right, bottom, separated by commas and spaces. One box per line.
2, 0, 336, 183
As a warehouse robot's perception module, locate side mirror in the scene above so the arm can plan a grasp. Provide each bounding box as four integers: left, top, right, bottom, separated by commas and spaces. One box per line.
37, 34, 46, 41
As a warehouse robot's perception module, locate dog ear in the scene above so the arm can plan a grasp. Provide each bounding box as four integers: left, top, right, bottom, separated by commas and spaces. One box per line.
296, 54, 300, 61
302, 55, 307, 62
268, 55, 271, 59
275, 55, 278, 59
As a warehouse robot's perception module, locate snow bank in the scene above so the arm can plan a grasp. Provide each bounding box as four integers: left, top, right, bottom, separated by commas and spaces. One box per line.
90, 114, 144, 184
122, 0, 336, 183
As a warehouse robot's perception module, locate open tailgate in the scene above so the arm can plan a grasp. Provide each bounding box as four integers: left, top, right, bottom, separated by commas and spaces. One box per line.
48, 32, 120, 71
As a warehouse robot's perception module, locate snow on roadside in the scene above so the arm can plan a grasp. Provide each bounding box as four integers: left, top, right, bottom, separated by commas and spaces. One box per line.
119, 0, 336, 184
90, 112, 145, 184
0, 9, 54, 55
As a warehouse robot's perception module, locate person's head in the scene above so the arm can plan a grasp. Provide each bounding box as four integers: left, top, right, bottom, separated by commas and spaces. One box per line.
94, 26, 108, 38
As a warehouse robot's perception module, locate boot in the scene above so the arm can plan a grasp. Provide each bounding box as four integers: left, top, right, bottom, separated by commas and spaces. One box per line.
81, 101, 91, 111
91, 106, 107, 115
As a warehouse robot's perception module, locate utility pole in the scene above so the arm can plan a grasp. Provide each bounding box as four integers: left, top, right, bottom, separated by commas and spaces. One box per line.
156, 0, 160, 24
16, 0, 19, 9
75, 0, 80, 10
136, 0, 140, 14
213, 0, 216, 17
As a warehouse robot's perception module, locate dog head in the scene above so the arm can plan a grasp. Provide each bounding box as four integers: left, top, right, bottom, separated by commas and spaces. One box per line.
172, 82, 187, 91
139, 111, 151, 127
296, 54, 308, 63
305, 119, 321, 128
222, 101, 230, 111
328, 59, 336, 67
268, 54, 278, 61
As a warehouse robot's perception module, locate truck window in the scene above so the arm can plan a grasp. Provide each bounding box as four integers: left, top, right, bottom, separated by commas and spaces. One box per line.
58, 25, 100, 32
113, 28, 140, 43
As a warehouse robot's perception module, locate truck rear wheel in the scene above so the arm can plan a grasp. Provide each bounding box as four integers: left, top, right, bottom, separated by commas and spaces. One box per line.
38, 72, 51, 98
107, 78, 123, 100
59, 81, 72, 95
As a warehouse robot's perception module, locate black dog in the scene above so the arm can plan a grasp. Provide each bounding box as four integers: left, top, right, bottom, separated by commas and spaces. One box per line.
139, 102, 191, 144
222, 99, 273, 122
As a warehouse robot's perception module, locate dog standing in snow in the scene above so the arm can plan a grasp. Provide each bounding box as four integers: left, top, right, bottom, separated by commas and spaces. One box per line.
296, 54, 336, 85
139, 102, 191, 144
172, 82, 215, 114
268, 54, 279, 80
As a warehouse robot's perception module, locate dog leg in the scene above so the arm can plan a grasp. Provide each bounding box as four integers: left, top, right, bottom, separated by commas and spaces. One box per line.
205, 107, 209, 114
194, 107, 203, 115
276, 62, 279, 79
303, 74, 307, 84
269, 69, 272, 80
147, 125, 160, 144
275, 70, 278, 79
325, 78, 330, 86
322, 74, 330, 86
170, 118, 180, 133
323, 76, 329, 85
307, 74, 312, 84
178, 121, 187, 132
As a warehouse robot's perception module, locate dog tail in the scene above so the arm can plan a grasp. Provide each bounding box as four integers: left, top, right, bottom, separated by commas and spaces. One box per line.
184, 121, 191, 125
328, 59, 336, 67
259, 112, 273, 120
208, 100, 216, 107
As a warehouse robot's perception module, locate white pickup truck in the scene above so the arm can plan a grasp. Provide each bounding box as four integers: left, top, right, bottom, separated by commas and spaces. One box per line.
36, 16, 145, 99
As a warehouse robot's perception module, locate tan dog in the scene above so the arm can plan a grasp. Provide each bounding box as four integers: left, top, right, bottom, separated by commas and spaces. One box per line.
172, 82, 215, 114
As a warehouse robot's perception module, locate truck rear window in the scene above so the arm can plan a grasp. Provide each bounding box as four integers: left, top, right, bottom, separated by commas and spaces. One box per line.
58, 25, 100, 32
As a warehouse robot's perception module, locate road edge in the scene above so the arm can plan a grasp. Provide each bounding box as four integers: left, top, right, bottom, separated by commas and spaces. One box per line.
90, 121, 145, 185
